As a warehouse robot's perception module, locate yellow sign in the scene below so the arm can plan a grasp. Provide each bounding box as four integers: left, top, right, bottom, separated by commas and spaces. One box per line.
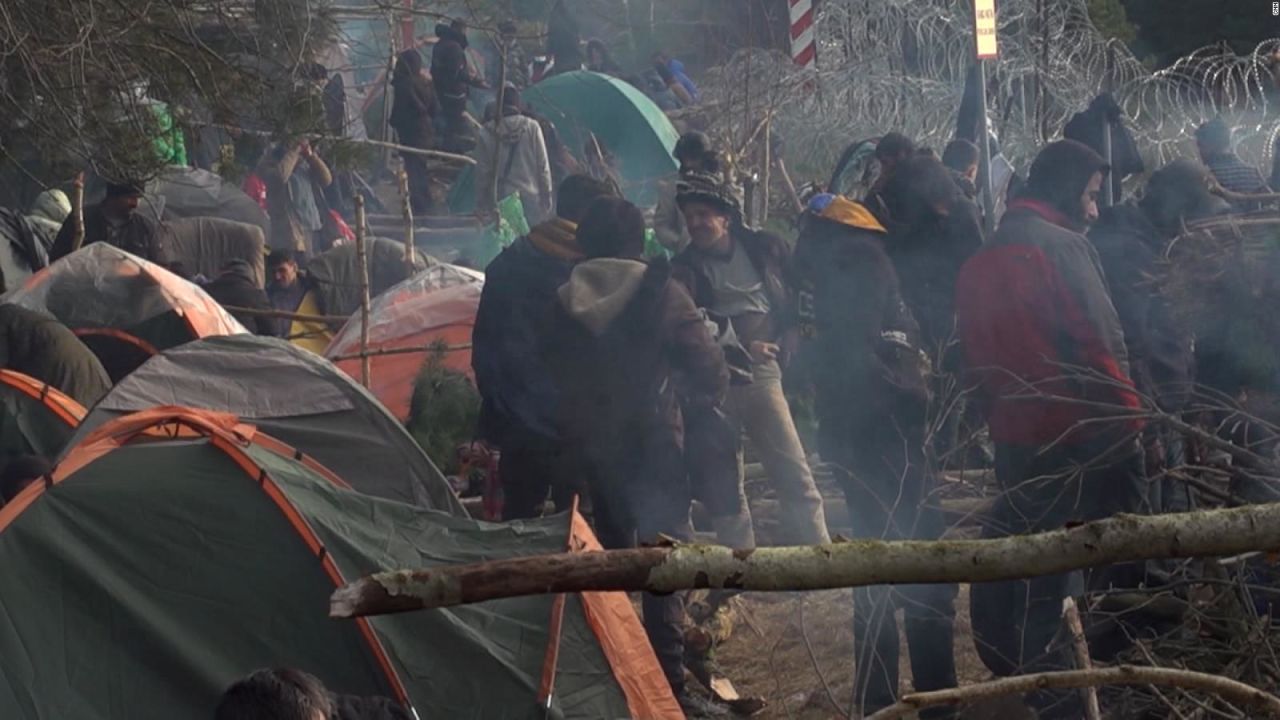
975, 0, 998, 59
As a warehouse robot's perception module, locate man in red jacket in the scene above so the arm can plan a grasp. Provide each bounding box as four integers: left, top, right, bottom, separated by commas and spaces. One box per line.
956, 140, 1147, 720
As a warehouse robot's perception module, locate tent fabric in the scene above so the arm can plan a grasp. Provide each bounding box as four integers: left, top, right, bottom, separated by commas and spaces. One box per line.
69, 335, 464, 514
167, 217, 266, 287
0, 407, 680, 720
0, 369, 85, 464
326, 264, 483, 420
119, 166, 270, 237
451, 70, 679, 212
0, 209, 47, 295
306, 238, 430, 320
0, 303, 111, 408
5, 244, 247, 380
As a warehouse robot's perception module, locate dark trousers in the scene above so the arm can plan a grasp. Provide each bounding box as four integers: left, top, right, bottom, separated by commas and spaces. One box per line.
572, 432, 695, 697
971, 434, 1146, 719
498, 438, 577, 521
402, 156, 433, 214
825, 415, 958, 719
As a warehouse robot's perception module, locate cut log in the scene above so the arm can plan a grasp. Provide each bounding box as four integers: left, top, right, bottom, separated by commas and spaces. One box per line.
331, 503, 1280, 618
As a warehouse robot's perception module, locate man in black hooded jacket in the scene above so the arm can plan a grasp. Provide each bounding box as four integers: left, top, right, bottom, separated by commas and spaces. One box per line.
1088, 159, 1228, 511
431, 20, 484, 151
793, 194, 958, 719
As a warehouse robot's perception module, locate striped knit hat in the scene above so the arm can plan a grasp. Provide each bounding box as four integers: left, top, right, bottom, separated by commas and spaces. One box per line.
676, 170, 744, 218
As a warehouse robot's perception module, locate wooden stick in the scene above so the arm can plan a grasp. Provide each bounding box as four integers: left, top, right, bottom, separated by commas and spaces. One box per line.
1063, 597, 1103, 720
331, 502, 1280, 617
221, 306, 350, 324
191, 122, 476, 164
70, 172, 86, 253
327, 343, 471, 363
354, 195, 371, 387
487, 47, 509, 211
864, 666, 1280, 719
775, 157, 804, 214
397, 168, 415, 266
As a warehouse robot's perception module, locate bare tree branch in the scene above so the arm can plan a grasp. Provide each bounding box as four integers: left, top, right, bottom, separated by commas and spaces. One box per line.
330, 503, 1280, 618
863, 666, 1280, 720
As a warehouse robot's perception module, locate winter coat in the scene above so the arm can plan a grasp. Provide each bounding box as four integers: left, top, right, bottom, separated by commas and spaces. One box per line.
51, 204, 173, 266
474, 114, 553, 224
0, 303, 111, 407
260, 146, 333, 255
473, 219, 581, 446
793, 204, 927, 433
203, 261, 278, 336
544, 257, 728, 478
672, 228, 797, 353
391, 67, 439, 150
882, 195, 984, 364
666, 59, 700, 102
431, 25, 472, 105
1063, 93, 1145, 182
1088, 204, 1194, 412
956, 198, 1142, 446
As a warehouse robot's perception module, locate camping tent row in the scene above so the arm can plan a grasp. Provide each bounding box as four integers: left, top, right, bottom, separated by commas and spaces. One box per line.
2, 242, 482, 423
0, 406, 682, 719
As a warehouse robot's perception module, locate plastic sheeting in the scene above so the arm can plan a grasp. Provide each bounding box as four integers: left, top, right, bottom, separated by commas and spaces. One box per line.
167, 217, 266, 286
306, 238, 430, 319
326, 264, 482, 420
129, 166, 270, 236
6, 244, 246, 340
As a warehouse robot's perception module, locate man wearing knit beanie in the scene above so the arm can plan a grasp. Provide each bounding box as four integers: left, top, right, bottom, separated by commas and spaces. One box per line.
673, 171, 832, 547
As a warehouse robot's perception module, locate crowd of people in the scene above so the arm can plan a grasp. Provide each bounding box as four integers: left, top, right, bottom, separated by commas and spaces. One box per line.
13, 13, 1280, 716
466, 109, 1277, 718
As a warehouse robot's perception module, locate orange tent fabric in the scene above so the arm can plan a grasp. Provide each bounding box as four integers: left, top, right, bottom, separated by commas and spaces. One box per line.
325, 264, 481, 420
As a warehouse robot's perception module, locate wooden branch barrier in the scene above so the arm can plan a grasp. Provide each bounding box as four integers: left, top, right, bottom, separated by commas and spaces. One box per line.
863, 666, 1280, 719
331, 503, 1280, 618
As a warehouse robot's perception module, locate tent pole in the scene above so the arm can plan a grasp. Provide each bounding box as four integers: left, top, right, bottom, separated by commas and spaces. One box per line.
536, 497, 578, 716
354, 194, 372, 387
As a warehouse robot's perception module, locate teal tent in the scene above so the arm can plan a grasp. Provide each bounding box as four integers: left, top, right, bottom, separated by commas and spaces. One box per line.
451, 71, 679, 213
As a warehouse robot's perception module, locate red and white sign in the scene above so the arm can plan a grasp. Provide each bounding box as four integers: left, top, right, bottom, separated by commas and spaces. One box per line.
790, 0, 816, 69
974, 0, 998, 59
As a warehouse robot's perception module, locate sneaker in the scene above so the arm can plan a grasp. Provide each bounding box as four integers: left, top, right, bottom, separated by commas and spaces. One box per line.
677, 691, 730, 718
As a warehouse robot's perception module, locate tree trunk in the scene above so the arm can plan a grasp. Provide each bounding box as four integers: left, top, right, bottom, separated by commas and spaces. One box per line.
331, 503, 1280, 618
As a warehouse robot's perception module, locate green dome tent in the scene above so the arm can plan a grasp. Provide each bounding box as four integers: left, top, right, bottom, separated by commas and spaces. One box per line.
0, 408, 682, 720
450, 71, 679, 213
65, 335, 464, 515
0, 369, 85, 465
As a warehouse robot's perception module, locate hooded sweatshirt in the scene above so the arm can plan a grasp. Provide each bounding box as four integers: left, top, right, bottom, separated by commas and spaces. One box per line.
28, 190, 71, 247
544, 257, 728, 454
956, 140, 1140, 446
475, 113, 553, 225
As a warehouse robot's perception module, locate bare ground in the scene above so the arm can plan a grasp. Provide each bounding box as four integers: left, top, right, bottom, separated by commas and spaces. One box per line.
702, 469, 1036, 719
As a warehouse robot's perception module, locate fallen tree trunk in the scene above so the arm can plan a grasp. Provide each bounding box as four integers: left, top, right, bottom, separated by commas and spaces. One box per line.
331, 503, 1280, 618
863, 666, 1280, 719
